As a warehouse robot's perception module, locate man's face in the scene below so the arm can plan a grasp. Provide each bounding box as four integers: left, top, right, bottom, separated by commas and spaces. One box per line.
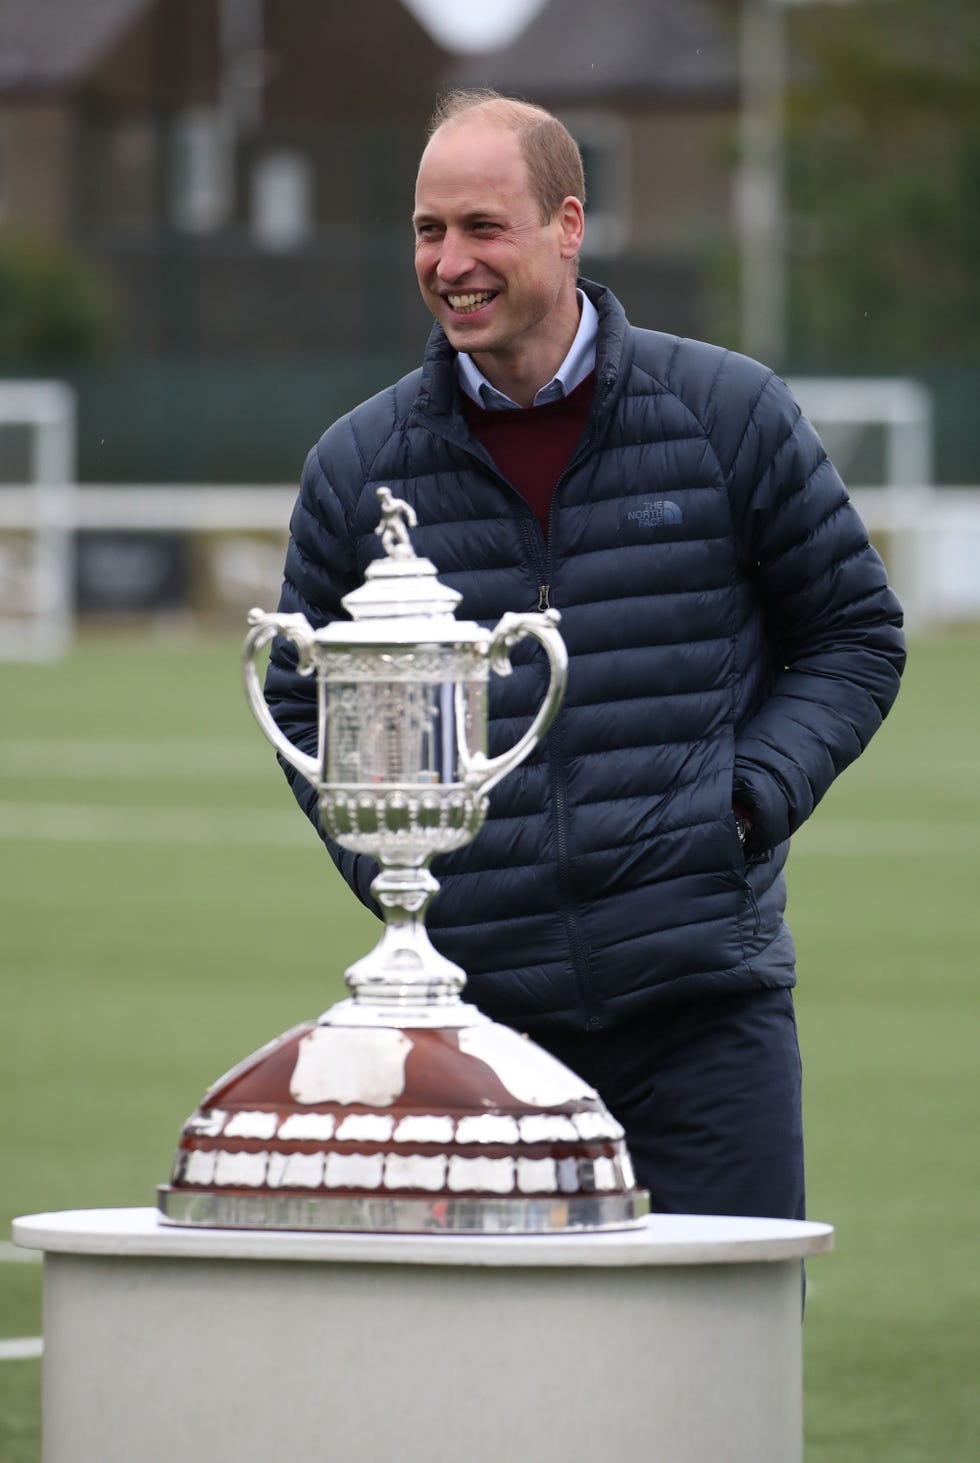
413, 119, 583, 392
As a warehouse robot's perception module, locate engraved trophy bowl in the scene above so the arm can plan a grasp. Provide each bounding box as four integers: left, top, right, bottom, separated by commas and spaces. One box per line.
157, 489, 649, 1234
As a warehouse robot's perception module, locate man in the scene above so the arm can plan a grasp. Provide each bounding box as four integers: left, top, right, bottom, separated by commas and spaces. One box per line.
264, 90, 906, 1220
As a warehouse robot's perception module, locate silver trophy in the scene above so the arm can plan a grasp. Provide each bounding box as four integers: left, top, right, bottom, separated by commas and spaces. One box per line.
242, 487, 567, 1022
157, 490, 648, 1233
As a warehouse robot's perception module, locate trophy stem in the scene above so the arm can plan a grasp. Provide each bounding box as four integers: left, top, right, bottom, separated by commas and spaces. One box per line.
339, 864, 468, 1014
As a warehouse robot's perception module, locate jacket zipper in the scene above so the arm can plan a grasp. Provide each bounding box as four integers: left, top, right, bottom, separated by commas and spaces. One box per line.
742, 874, 762, 934
539, 450, 605, 1027
447, 395, 613, 1029
550, 715, 603, 1028
496, 502, 600, 1025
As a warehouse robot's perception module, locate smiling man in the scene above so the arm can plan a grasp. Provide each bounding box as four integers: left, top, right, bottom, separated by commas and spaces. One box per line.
413, 99, 584, 406
264, 90, 906, 1222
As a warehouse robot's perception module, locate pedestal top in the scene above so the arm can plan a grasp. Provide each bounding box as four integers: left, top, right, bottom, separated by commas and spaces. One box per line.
13, 1207, 832, 1268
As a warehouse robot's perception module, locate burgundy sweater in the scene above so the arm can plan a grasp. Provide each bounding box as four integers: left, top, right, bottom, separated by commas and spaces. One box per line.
461, 372, 595, 537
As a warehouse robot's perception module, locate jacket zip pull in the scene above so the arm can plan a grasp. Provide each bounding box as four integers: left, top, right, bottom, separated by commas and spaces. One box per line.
742, 877, 762, 934
537, 583, 551, 612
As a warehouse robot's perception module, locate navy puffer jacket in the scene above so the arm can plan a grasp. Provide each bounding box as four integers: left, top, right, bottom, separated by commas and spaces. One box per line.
266, 281, 905, 1034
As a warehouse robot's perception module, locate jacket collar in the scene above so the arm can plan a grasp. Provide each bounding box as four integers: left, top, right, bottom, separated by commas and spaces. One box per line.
413, 278, 631, 428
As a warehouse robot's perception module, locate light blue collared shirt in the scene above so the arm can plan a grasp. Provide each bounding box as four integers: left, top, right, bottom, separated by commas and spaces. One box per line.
456, 290, 598, 410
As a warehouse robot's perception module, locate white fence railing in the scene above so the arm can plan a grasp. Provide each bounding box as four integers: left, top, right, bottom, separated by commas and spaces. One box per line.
850, 486, 980, 628
0, 484, 295, 533
2, 481, 980, 647
4, 375, 977, 658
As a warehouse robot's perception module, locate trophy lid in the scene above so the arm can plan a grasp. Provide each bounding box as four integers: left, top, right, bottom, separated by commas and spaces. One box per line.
339, 489, 463, 622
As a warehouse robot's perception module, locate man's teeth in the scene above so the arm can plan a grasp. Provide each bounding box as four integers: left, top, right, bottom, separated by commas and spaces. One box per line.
448, 292, 494, 312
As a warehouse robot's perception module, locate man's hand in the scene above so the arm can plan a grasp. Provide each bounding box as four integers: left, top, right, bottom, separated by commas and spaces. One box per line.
733, 801, 753, 848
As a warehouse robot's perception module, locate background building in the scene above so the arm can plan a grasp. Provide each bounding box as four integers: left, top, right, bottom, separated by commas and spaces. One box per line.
1, 1, 978, 491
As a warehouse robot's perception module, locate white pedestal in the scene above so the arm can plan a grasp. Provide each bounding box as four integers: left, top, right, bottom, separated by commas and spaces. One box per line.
14, 1207, 832, 1463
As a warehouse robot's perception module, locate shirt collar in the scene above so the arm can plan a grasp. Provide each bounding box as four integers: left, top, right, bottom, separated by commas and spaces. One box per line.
457, 289, 598, 411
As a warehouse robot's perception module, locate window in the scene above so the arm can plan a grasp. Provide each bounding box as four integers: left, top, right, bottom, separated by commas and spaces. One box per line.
170, 109, 233, 233
251, 150, 313, 251
561, 111, 630, 257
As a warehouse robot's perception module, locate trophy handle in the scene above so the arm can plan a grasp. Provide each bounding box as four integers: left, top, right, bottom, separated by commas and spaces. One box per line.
459, 609, 568, 797
242, 608, 320, 785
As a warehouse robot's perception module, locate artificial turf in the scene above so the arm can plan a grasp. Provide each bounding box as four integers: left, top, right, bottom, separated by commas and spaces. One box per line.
1, 628, 977, 1461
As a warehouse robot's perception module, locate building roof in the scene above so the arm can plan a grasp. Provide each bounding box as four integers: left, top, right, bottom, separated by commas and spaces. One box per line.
0, 0, 460, 100
0, 0, 148, 93
449, 0, 738, 104
0, 0, 738, 107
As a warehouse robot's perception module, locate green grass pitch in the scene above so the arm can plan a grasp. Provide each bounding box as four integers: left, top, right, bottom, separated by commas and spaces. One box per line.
1, 628, 978, 1461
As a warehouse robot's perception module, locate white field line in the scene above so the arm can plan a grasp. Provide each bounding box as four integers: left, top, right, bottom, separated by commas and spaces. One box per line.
0, 801, 311, 846
1, 1247, 45, 1366
0, 1337, 44, 1361
0, 800, 976, 855
0, 740, 269, 778
0, 1242, 40, 1264
791, 820, 980, 856
1, 740, 978, 783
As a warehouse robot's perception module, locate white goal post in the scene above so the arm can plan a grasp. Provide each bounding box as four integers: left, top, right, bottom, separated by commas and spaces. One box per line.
788, 376, 940, 627
0, 381, 77, 660
787, 377, 933, 492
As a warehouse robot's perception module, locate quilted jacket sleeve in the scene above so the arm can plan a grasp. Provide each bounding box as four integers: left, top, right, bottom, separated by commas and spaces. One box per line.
726, 369, 906, 853
263, 420, 380, 911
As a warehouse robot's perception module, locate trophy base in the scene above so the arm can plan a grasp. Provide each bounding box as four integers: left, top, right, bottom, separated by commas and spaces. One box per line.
156, 1186, 649, 1235
158, 1014, 651, 1236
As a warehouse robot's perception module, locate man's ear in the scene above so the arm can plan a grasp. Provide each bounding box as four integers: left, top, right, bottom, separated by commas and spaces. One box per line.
557, 196, 586, 259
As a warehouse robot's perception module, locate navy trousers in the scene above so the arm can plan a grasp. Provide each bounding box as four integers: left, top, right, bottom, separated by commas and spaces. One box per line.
533, 987, 806, 1220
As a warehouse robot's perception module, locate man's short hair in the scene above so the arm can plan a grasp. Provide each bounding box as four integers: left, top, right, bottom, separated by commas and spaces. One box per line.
426, 89, 586, 223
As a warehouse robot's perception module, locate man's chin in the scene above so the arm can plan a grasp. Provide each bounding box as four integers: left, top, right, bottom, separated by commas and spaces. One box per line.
442, 320, 494, 353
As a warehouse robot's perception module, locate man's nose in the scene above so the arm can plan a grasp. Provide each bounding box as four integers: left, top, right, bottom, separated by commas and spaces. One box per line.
435, 231, 475, 283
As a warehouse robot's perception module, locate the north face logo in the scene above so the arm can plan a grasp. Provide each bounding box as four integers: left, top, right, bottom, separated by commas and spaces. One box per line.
626, 499, 683, 530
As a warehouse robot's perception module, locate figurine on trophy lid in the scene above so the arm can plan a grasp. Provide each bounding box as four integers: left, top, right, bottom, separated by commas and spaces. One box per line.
157, 487, 649, 1234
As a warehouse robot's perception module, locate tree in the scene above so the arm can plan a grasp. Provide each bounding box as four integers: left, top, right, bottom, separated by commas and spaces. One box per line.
785, 0, 980, 366
0, 232, 113, 363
